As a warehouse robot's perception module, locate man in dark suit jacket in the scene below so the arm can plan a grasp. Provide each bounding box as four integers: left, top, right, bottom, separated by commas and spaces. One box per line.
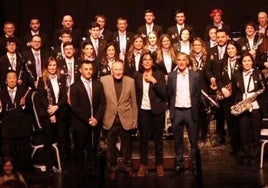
0, 37, 26, 89
22, 35, 50, 89
167, 9, 195, 44
0, 71, 32, 169
112, 17, 134, 61
52, 15, 82, 49
59, 42, 80, 88
21, 17, 48, 52
137, 9, 163, 39
167, 52, 201, 176
204, 29, 229, 146
70, 60, 106, 178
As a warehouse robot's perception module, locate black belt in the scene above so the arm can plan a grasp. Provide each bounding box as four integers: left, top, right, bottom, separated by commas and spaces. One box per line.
175, 107, 191, 110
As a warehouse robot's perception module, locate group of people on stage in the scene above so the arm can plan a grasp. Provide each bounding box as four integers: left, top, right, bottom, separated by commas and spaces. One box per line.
0, 7, 267, 183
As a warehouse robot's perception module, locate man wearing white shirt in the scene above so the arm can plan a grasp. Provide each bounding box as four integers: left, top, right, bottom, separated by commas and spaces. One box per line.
167, 52, 201, 176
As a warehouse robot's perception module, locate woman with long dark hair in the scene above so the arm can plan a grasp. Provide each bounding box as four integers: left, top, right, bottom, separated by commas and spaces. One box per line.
133, 52, 166, 177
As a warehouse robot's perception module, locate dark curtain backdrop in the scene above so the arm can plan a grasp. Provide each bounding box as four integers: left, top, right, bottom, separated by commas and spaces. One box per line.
0, 0, 267, 43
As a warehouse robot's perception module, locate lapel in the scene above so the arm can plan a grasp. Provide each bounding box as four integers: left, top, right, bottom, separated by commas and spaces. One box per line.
237, 73, 245, 93
5, 88, 14, 105
91, 80, 96, 102
79, 79, 90, 103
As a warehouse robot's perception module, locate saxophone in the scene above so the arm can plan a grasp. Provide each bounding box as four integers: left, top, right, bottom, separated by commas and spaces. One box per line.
230, 88, 265, 116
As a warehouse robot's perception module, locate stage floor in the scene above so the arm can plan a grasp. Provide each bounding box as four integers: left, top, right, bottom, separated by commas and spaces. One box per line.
21, 137, 268, 188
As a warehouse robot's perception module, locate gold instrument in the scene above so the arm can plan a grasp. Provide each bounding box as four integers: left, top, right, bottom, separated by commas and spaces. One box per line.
230, 88, 265, 116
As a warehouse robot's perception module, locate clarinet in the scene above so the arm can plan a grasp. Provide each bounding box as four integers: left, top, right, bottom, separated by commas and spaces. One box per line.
17, 52, 25, 80
25, 60, 35, 81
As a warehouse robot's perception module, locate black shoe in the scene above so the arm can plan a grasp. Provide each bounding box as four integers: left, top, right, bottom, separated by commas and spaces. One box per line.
174, 166, 185, 175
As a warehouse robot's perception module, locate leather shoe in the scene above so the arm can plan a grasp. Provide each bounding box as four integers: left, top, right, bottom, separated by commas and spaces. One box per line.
174, 166, 185, 175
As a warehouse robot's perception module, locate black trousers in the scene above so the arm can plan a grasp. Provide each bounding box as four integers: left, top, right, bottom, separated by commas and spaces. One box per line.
239, 109, 261, 162
138, 109, 165, 166
72, 126, 100, 171
221, 98, 240, 151
172, 108, 198, 167
106, 116, 132, 171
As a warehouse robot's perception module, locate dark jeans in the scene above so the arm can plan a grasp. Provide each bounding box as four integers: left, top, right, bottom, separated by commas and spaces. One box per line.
106, 116, 132, 171
138, 109, 165, 165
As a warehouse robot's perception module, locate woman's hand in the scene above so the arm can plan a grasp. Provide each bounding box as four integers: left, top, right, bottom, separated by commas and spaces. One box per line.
47, 105, 58, 115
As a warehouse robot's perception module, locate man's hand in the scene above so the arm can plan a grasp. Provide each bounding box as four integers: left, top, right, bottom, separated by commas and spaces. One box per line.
89, 117, 98, 127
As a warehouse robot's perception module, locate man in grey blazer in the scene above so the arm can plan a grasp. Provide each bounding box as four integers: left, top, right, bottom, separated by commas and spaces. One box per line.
100, 60, 138, 180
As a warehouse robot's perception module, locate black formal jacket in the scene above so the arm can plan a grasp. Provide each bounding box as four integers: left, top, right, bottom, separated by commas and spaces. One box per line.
237, 35, 262, 56
232, 69, 266, 104
204, 45, 228, 82
124, 54, 141, 78
216, 57, 241, 91
112, 31, 134, 55
87, 38, 107, 61
59, 57, 80, 85
167, 24, 194, 43
70, 78, 106, 131
0, 53, 26, 89
100, 28, 113, 43
133, 70, 167, 115
0, 86, 32, 138
136, 24, 163, 39
189, 55, 209, 91
167, 69, 201, 122
22, 49, 50, 88
36, 76, 67, 121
